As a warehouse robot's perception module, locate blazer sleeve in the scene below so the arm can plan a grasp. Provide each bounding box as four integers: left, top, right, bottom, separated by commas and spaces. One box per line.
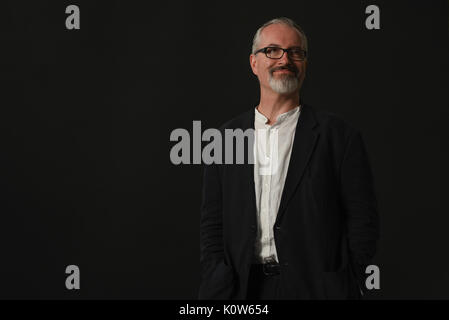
198, 162, 235, 299
200, 162, 224, 264
339, 129, 380, 295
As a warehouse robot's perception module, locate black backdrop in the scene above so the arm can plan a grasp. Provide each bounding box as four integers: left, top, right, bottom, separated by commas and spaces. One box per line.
0, 0, 448, 299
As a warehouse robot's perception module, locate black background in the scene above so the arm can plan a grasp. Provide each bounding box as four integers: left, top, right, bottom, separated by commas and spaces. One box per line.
0, 0, 447, 299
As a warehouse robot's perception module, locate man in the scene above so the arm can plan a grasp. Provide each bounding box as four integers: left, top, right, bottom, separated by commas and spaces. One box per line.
198, 17, 379, 300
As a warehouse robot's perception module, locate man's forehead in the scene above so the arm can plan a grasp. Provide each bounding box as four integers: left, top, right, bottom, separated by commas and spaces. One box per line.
259, 24, 302, 47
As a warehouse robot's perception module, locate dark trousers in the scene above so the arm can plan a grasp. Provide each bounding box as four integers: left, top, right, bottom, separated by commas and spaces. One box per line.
246, 264, 281, 300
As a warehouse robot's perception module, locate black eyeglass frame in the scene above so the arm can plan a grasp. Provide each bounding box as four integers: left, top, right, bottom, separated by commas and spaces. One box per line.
254, 46, 307, 61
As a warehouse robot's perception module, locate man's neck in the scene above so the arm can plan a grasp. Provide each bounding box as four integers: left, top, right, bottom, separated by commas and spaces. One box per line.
257, 90, 300, 125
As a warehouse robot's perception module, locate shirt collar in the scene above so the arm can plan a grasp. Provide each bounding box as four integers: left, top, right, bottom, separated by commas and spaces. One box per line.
255, 105, 301, 127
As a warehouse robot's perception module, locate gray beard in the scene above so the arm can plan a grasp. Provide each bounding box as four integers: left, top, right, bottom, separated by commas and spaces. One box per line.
268, 73, 299, 94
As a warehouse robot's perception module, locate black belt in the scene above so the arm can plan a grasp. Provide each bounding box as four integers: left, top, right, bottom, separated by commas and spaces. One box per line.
252, 262, 281, 276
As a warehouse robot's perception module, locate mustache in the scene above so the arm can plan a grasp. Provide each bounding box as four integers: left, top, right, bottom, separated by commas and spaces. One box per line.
270, 65, 299, 76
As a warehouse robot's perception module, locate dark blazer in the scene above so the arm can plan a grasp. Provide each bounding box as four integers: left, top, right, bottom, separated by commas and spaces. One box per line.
198, 103, 379, 300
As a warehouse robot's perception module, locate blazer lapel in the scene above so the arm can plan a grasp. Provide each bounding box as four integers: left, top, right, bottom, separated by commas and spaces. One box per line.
275, 103, 319, 225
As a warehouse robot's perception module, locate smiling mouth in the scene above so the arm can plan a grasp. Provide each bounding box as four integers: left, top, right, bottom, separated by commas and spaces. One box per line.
273, 69, 296, 76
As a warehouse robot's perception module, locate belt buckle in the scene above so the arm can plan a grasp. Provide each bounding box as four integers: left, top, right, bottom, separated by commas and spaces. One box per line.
262, 256, 280, 276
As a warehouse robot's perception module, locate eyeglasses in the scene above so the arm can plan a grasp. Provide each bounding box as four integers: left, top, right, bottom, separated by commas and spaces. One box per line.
254, 46, 307, 61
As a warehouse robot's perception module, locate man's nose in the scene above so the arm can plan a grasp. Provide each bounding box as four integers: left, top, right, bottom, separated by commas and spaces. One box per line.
278, 50, 292, 65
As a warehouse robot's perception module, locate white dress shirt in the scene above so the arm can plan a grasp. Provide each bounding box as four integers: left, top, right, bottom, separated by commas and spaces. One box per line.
253, 105, 301, 263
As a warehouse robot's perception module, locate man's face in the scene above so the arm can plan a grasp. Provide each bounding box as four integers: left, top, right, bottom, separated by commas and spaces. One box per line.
250, 23, 307, 94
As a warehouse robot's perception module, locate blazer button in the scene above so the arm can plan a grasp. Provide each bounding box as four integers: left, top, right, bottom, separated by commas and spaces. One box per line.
275, 226, 281, 231
250, 225, 256, 232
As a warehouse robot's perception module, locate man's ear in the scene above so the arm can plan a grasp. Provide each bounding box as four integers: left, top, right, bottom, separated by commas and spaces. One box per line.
249, 54, 258, 76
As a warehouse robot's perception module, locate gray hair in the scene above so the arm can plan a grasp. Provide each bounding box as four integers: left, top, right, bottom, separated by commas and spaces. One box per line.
251, 17, 308, 55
